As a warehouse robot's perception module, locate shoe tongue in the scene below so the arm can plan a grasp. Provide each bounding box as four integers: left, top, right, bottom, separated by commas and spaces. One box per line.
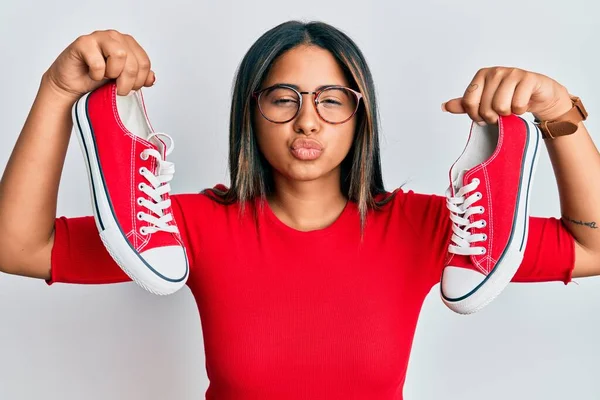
131, 89, 168, 160
452, 168, 470, 193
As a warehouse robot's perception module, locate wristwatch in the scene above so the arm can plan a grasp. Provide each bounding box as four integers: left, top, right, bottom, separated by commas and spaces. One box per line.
534, 95, 588, 139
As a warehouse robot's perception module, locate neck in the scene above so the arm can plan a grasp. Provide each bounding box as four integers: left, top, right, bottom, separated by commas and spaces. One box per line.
268, 169, 348, 232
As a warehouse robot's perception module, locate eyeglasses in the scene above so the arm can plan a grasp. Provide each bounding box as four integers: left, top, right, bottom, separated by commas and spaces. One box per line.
252, 84, 363, 125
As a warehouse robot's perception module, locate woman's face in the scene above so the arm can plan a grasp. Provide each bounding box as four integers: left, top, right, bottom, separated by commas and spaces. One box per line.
253, 45, 357, 184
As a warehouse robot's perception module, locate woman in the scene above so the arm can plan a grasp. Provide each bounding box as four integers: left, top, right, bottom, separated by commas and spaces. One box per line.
1, 20, 598, 399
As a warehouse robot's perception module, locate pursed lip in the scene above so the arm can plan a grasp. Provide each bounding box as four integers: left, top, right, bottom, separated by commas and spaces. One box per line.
290, 138, 324, 150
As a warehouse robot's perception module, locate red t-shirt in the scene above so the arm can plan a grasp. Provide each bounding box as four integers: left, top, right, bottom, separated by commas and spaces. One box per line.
48, 185, 574, 399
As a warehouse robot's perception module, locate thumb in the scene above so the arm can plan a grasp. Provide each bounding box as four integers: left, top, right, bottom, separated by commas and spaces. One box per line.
441, 97, 466, 114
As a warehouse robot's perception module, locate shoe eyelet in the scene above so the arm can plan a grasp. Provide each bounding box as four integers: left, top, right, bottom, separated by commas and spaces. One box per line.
482, 234, 487, 240
139, 167, 146, 175
481, 248, 487, 255
140, 227, 147, 235
481, 220, 487, 227
140, 152, 149, 161
137, 212, 144, 220
137, 197, 143, 206
138, 183, 145, 191
480, 206, 485, 213
473, 178, 480, 185
476, 192, 482, 199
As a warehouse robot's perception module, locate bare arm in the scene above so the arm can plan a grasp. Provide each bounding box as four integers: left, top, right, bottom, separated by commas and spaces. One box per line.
0, 76, 75, 279
544, 119, 600, 278
0, 30, 155, 279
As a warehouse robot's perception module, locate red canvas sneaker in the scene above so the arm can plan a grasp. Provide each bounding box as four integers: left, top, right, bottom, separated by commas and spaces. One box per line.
441, 114, 541, 314
72, 81, 188, 295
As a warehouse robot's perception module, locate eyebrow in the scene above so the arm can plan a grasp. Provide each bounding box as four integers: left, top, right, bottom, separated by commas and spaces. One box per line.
274, 83, 340, 92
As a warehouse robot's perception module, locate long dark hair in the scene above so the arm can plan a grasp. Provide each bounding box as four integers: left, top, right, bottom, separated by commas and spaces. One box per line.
203, 20, 396, 232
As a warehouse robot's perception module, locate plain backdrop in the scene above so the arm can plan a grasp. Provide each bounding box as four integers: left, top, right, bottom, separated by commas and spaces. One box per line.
1, 0, 599, 399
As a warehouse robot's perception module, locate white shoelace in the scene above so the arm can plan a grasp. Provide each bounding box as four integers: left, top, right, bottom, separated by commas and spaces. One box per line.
136, 132, 179, 236
445, 177, 487, 256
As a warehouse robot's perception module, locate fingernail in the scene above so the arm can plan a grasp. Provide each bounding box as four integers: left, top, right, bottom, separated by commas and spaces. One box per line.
441, 102, 447, 112
477, 121, 486, 126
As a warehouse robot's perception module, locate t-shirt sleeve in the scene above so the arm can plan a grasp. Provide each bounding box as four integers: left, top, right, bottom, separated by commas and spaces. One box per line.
47, 215, 130, 285
511, 216, 575, 284
392, 189, 453, 286
47, 193, 196, 286
395, 189, 575, 287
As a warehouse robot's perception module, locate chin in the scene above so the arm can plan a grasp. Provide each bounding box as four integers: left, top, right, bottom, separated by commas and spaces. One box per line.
282, 164, 331, 182
287, 170, 325, 182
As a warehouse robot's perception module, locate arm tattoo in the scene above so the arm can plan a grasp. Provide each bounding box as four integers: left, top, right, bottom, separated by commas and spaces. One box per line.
562, 214, 598, 229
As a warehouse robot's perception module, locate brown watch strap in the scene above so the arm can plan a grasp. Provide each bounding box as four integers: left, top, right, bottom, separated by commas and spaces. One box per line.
534, 96, 588, 139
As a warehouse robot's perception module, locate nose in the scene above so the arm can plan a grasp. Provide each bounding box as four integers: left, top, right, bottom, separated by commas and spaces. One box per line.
292, 93, 321, 135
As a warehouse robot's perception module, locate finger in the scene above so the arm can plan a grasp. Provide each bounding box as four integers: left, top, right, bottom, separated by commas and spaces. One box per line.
479, 70, 508, 124
460, 70, 486, 124
96, 36, 129, 81
511, 75, 537, 115
144, 70, 156, 87
114, 45, 139, 96
122, 34, 152, 90
491, 75, 520, 119
73, 36, 107, 82
442, 97, 466, 114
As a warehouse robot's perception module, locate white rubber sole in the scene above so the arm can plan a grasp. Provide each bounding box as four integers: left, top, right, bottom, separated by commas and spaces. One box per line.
72, 93, 187, 296
441, 117, 541, 314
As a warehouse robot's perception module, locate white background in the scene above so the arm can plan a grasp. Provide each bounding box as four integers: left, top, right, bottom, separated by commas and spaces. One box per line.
1, 0, 599, 398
